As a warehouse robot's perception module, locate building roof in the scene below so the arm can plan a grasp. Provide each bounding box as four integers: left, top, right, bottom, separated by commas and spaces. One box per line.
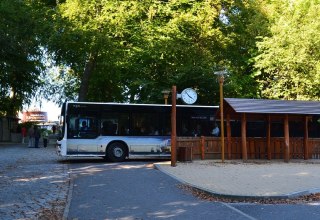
224, 98, 320, 115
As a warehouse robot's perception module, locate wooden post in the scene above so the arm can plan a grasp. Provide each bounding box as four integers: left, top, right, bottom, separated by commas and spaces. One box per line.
218, 77, 225, 163
304, 116, 309, 160
201, 136, 205, 160
241, 113, 248, 161
226, 114, 231, 159
267, 115, 271, 160
171, 86, 177, 167
284, 114, 290, 163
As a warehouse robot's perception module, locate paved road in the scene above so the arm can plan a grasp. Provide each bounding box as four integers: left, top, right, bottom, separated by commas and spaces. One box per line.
67, 160, 320, 220
232, 204, 320, 220
0, 143, 69, 220
1, 144, 320, 220
67, 160, 249, 220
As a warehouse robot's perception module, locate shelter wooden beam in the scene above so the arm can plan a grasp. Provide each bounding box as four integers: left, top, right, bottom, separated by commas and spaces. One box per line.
226, 114, 231, 159
241, 113, 248, 161
284, 114, 290, 162
304, 116, 309, 160
200, 136, 205, 160
267, 115, 271, 160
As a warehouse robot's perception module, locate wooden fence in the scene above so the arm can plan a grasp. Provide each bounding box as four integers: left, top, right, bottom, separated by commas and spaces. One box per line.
176, 137, 320, 160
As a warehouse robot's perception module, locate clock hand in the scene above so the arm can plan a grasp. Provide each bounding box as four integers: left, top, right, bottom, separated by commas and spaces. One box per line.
186, 92, 193, 99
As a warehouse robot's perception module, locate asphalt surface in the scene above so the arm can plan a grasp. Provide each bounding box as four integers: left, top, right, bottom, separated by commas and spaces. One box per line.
65, 160, 320, 220
66, 161, 250, 220
2, 143, 320, 220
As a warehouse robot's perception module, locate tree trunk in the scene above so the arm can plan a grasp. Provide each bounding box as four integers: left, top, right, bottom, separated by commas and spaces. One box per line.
78, 53, 97, 102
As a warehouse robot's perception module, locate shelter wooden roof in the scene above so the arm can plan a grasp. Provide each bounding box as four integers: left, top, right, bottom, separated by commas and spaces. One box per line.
220, 98, 320, 120
214, 98, 320, 162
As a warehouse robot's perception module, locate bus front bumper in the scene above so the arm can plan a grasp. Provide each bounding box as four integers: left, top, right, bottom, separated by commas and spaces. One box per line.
56, 143, 62, 156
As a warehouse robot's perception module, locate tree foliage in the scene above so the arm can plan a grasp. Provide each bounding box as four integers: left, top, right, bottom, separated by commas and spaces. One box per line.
44, 0, 271, 105
255, 0, 320, 100
0, 0, 45, 116
4, 0, 318, 115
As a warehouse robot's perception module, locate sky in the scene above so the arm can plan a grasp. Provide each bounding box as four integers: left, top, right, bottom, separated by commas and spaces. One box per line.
39, 100, 61, 121
21, 99, 61, 122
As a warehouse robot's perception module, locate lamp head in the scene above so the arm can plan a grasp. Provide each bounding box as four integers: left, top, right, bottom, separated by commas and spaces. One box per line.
161, 90, 170, 99
214, 69, 228, 76
161, 90, 170, 94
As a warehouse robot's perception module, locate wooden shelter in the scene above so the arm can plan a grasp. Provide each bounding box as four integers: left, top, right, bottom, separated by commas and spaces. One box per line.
221, 98, 320, 162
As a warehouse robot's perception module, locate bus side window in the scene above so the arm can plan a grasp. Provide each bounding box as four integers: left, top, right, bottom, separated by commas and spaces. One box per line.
101, 112, 129, 136
148, 126, 159, 135
119, 126, 129, 135
102, 121, 117, 135
132, 112, 160, 136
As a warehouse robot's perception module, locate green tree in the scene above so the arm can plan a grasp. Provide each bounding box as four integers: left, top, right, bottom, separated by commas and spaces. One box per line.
218, 0, 270, 99
46, 0, 141, 102
44, 0, 271, 105
122, 0, 225, 104
0, 0, 46, 116
255, 0, 320, 100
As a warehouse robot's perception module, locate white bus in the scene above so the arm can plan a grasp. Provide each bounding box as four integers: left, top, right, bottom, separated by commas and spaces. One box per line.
57, 102, 218, 162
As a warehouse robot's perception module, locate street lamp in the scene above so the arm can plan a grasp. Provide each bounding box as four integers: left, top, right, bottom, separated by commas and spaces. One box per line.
214, 69, 227, 163
161, 90, 171, 105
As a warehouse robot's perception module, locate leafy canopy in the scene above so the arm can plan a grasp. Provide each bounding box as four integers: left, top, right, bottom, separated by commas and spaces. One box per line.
255, 0, 320, 100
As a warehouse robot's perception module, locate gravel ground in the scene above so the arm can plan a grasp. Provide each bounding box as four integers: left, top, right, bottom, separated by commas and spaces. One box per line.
0, 143, 69, 220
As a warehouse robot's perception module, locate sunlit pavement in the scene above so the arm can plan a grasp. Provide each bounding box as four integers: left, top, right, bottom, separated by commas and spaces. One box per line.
155, 160, 320, 199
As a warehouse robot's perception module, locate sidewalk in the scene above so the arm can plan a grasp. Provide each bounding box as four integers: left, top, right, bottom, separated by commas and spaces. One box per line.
0, 135, 58, 147
0, 141, 20, 146
0, 143, 68, 219
155, 160, 320, 199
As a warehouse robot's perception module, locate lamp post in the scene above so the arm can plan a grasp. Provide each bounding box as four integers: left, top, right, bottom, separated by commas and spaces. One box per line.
171, 86, 177, 167
215, 70, 227, 163
161, 90, 171, 105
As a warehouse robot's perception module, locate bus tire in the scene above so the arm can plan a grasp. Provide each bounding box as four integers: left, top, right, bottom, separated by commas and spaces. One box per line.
107, 142, 127, 162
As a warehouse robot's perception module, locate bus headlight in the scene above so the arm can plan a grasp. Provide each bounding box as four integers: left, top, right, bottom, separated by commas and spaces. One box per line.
56, 142, 62, 155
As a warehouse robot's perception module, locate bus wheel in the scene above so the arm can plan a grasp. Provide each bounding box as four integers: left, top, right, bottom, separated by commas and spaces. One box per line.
107, 142, 127, 162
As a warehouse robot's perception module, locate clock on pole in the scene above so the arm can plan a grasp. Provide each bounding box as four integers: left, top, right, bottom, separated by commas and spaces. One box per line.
180, 88, 197, 105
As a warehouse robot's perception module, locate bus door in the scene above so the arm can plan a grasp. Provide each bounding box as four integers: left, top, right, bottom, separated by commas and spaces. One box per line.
67, 116, 100, 155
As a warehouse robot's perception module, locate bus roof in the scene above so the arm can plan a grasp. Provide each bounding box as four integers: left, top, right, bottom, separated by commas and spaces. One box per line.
65, 101, 218, 109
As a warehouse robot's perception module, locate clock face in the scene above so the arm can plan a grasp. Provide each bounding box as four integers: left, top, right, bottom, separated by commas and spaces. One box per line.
181, 88, 197, 104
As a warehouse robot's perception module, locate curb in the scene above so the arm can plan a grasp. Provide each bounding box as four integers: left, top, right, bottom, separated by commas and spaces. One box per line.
153, 163, 320, 200
63, 164, 73, 220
